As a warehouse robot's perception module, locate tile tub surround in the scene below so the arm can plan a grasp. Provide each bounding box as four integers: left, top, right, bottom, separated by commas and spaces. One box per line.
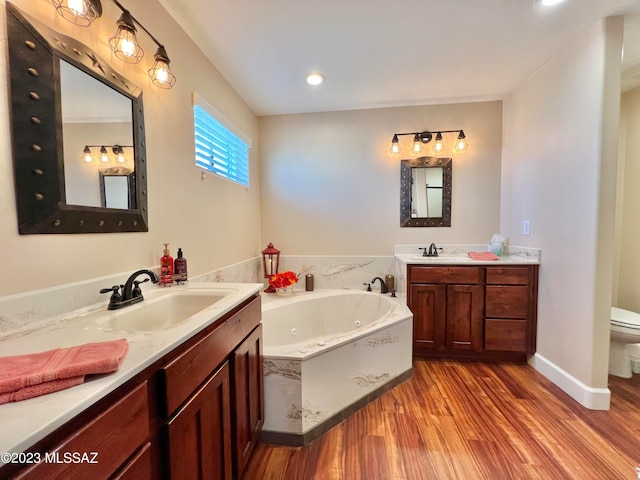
276, 256, 396, 291
260, 290, 413, 446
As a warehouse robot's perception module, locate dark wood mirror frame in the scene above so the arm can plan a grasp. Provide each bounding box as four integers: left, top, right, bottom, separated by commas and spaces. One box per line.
6, 3, 148, 234
400, 156, 452, 227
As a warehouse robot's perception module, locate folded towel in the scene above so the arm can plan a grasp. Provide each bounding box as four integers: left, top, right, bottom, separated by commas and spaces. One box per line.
468, 251, 499, 261
0, 338, 128, 404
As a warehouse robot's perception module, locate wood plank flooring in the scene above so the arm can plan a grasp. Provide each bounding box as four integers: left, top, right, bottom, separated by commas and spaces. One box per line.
243, 359, 640, 480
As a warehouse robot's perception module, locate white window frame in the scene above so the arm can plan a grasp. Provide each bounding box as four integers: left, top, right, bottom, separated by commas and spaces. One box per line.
193, 93, 252, 187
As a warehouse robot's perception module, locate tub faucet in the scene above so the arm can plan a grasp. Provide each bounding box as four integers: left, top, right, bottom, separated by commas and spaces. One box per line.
370, 277, 388, 294
100, 269, 159, 310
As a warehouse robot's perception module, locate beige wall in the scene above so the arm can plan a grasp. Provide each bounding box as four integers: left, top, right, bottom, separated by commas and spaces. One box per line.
501, 18, 623, 391
617, 86, 640, 312
259, 101, 503, 255
0, 0, 261, 296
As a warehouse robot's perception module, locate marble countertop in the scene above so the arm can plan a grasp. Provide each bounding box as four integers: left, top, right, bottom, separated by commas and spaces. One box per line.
395, 253, 540, 265
0, 282, 263, 465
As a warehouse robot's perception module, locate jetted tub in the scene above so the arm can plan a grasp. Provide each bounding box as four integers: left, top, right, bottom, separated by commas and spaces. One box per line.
260, 289, 413, 445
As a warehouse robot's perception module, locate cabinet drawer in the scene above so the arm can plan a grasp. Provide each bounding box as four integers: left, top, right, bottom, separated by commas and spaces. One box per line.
486, 267, 530, 285
18, 382, 149, 480
161, 296, 261, 416
486, 286, 529, 318
409, 266, 481, 285
485, 319, 526, 352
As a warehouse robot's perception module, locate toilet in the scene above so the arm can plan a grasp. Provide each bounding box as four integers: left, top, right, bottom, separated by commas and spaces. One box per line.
609, 307, 640, 378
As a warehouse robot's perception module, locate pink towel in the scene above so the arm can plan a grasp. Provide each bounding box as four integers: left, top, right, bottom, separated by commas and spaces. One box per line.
0, 339, 128, 404
468, 251, 499, 261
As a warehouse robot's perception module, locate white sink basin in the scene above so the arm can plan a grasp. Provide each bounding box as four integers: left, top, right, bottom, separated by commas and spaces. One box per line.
96, 290, 228, 333
409, 254, 474, 262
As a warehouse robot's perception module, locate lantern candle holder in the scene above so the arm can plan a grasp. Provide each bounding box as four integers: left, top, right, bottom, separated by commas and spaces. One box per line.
261, 243, 280, 293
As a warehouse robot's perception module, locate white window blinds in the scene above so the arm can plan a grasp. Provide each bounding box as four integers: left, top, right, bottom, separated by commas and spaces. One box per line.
194, 101, 250, 187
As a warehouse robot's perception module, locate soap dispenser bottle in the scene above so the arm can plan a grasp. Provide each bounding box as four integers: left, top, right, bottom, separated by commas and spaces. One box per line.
174, 248, 188, 283
160, 244, 174, 286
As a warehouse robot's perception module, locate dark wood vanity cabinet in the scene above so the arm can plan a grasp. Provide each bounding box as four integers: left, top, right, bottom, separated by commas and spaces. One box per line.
2, 294, 263, 480
407, 265, 538, 361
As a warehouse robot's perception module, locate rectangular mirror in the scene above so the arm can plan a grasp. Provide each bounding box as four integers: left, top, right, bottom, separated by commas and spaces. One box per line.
400, 157, 452, 227
6, 3, 148, 234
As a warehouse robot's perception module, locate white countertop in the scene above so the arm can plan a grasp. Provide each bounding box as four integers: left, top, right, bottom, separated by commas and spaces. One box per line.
0, 282, 262, 464
395, 253, 539, 265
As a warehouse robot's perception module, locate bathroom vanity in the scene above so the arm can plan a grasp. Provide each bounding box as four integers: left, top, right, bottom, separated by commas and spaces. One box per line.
400, 255, 539, 362
0, 284, 263, 480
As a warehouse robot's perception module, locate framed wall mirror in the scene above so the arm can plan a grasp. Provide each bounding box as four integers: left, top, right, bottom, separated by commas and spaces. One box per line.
400, 157, 452, 227
6, 3, 148, 234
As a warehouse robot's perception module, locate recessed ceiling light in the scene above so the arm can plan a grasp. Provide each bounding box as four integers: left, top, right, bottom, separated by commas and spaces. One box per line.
306, 73, 325, 86
534, 0, 567, 7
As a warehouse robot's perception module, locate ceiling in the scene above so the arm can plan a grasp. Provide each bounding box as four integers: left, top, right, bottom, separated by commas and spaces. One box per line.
158, 0, 640, 116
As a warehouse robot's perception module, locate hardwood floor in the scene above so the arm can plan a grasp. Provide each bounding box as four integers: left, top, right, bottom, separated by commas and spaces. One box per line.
243, 359, 640, 480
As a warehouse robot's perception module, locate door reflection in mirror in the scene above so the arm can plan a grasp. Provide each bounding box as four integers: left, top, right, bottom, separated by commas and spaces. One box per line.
411, 167, 443, 218
60, 60, 134, 208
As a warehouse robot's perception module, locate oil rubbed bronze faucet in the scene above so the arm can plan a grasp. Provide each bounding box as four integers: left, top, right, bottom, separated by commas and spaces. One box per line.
419, 243, 441, 257
370, 277, 388, 294
100, 269, 159, 310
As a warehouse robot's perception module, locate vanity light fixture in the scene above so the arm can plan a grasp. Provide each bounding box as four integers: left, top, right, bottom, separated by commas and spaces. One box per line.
51, 0, 177, 89
110, 0, 176, 88
51, 0, 102, 27
108, 8, 143, 64
83, 144, 133, 164
388, 130, 468, 156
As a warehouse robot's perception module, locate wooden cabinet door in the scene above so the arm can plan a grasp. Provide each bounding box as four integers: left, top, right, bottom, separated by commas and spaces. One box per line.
410, 284, 447, 353
232, 325, 264, 478
166, 362, 232, 480
446, 285, 484, 351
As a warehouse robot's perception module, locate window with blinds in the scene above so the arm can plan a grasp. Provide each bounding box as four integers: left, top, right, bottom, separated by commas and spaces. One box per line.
194, 104, 250, 187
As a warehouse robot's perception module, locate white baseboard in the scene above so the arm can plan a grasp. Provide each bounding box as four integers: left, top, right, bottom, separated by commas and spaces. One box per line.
529, 353, 611, 410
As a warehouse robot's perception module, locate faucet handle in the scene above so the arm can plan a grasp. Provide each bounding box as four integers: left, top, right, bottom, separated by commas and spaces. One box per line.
100, 285, 122, 305
132, 279, 149, 298
363, 282, 372, 292
418, 247, 428, 257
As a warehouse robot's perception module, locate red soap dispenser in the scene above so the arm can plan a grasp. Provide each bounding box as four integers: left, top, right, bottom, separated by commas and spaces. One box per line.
160, 243, 174, 286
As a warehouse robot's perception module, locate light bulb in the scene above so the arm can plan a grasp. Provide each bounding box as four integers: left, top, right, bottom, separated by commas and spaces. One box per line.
389, 134, 400, 156
67, 0, 85, 15
100, 146, 109, 163
432, 132, 445, 153
148, 47, 177, 89
411, 134, 422, 155
454, 131, 468, 152
109, 11, 144, 64
83, 146, 92, 163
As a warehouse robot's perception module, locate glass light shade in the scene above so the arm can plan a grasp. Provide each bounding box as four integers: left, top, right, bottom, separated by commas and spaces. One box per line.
454, 131, 468, 152
99, 146, 109, 163
148, 47, 177, 89
432, 132, 445, 153
410, 134, 423, 155
83, 146, 93, 163
52, 0, 102, 27
389, 134, 400, 156
109, 12, 144, 64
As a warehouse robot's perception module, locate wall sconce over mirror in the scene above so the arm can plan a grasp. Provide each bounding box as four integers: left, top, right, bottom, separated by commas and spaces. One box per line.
50, 0, 176, 89
390, 130, 468, 156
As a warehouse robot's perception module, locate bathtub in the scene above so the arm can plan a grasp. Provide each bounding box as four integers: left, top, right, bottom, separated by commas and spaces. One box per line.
260, 289, 413, 445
